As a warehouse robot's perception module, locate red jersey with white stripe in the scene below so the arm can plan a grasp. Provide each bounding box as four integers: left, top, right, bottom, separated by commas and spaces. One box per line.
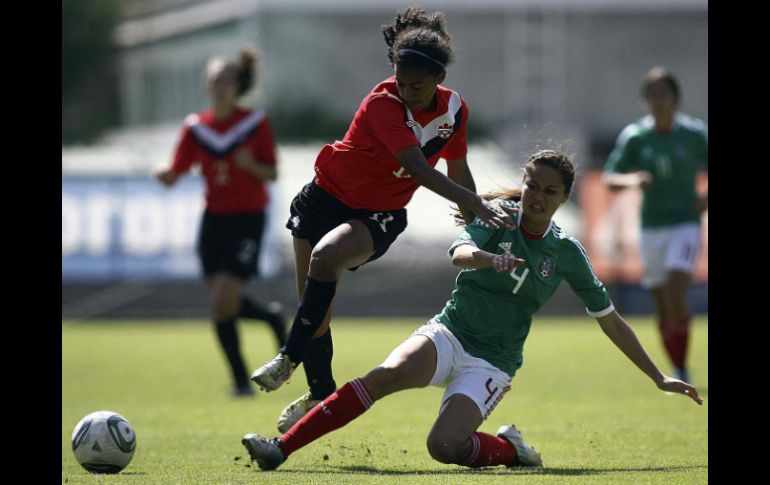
314, 76, 469, 211
171, 107, 277, 214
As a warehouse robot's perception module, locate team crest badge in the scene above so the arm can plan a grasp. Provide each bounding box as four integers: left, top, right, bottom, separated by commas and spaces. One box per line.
537, 257, 555, 280
437, 123, 453, 139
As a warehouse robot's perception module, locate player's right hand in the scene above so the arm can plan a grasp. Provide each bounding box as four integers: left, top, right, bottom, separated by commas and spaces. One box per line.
657, 376, 703, 405
492, 252, 525, 273
154, 169, 179, 187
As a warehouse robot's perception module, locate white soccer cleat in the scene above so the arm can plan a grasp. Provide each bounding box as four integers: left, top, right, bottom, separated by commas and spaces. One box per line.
241, 434, 285, 471
277, 391, 321, 433
496, 424, 543, 467
251, 353, 296, 392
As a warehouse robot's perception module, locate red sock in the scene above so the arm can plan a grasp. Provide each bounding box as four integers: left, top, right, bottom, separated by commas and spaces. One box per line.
279, 378, 373, 457
463, 432, 518, 467
669, 314, 691, 369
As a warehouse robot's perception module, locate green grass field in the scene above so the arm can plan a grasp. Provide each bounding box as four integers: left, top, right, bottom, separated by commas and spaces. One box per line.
62, 316, 707, 484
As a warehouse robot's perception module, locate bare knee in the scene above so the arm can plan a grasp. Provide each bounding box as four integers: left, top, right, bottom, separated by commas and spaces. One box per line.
309, 245, 344, 280
426, 434, 465, 464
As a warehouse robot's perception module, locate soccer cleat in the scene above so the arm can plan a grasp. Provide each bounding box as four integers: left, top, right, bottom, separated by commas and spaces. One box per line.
277, 391, 321, 433
496, 424, 543, 467
241, 434, 285, 471
251, 353, 296, 392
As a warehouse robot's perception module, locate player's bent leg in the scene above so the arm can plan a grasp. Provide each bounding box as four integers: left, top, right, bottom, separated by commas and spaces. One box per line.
426, 394, 483, 464
360, 334, 438, 401
275, 240, 339, 431
307, 219, 375, 282
253, 222, 374, 392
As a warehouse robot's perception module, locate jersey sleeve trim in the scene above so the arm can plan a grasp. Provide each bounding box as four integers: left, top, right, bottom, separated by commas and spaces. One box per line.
586, 303, 615, 318
448, 238, 478, 257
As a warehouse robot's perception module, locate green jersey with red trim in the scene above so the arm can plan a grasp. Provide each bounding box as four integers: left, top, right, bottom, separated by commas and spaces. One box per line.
434, 200, 614, 376
604, 113, 708, 228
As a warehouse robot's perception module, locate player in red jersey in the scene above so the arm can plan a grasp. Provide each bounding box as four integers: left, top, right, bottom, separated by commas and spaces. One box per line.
251, 7, 515, 431
155, 48, 286, 397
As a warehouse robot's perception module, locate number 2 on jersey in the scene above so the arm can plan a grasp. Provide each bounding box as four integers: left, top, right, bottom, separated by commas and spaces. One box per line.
214, 160, 229, 185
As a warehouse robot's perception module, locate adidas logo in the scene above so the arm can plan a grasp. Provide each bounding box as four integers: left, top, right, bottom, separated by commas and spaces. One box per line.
301, 318, 312, 326
92, 441, 102, 453
498, 242, 512, 252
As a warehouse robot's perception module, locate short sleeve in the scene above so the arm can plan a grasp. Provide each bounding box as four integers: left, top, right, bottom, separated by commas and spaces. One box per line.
247, 117, 278, 167
439, 101, 469, 160
563, 237, 614, 317
365, 97, 421, 155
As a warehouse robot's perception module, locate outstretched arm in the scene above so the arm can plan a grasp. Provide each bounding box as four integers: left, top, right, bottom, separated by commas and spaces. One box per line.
396, 146, 513, 230
595, 311, 703, 405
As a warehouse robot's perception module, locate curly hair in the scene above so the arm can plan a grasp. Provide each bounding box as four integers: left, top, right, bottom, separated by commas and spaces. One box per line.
382, 6, 453, 74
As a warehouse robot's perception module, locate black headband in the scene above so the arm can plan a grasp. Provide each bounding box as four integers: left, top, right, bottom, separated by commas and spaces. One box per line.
397, 48, 446, 68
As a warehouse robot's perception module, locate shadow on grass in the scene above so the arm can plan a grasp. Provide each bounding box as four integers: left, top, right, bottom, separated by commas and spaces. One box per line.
261, 464, 707, 476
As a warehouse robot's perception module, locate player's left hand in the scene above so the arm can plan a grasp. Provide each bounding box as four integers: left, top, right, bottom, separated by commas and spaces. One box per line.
657, 376, 703, 405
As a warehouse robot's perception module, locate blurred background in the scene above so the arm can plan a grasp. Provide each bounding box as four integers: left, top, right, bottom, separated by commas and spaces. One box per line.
62, 0, 707, 320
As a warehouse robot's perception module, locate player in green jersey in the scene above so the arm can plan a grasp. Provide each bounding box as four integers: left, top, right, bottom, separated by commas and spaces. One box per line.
241, 149, 702, 472
603, 67, 708, 384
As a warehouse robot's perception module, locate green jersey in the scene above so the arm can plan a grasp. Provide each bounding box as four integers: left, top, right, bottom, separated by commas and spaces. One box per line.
434, 200, 614, 376
604, 113, 708, 228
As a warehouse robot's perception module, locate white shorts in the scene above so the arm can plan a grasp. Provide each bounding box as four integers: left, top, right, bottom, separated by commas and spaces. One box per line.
411, 320, 512, 420
640, 222, 702, 288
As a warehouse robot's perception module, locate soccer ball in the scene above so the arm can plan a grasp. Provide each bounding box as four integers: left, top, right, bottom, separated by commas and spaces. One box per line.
71, 410, 137, 473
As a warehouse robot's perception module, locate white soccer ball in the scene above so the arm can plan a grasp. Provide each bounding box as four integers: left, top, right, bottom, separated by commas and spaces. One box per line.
71, 410, 137, 473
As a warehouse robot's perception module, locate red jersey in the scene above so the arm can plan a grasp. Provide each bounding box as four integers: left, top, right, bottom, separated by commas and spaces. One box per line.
171, 107, 277, 214
314, 77, 469, 211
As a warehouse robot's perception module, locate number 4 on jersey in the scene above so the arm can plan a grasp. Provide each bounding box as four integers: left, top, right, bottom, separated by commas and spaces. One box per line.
509, 265, 529, 294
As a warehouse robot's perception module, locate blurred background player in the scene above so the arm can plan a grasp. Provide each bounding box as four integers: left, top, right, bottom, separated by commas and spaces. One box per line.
602, 66, 708, 384
155, 48, 286, 397
250, 6, 514, 429
241, 149, 702, 472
